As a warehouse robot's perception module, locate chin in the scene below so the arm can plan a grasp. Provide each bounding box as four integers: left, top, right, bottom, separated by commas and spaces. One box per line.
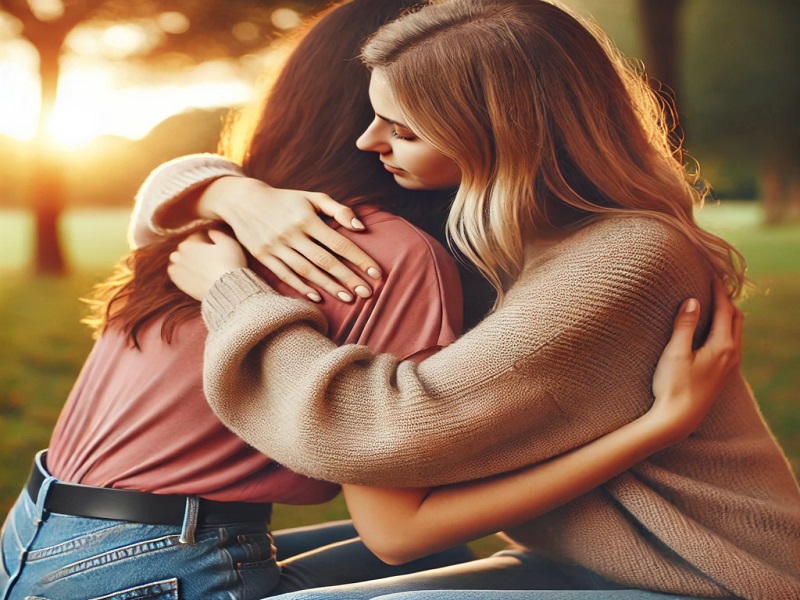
393, 175, 426, 191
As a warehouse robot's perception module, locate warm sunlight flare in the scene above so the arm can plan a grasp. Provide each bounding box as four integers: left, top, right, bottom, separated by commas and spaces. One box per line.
0, 42, 39, 141
0, 42, 254, 148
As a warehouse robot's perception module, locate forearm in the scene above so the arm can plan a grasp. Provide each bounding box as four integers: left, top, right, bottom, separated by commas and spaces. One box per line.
201, 266, 662, 488
200, 223, 710, 489
344, 411, 678, 565
202, 269, 575, 488
128, 154, 243, 248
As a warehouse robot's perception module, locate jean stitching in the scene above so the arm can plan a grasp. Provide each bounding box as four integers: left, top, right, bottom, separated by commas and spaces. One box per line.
40, 535, 179, 584
87, 577, 179, 600
7, 512, 23, 551
26, 523, 130, 562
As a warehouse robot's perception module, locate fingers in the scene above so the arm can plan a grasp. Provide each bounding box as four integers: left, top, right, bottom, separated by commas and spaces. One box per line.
306, 220, 382, 281
699, 278, 742, 376
665, 298, 701, 354
308, 192, 366, 231
732, 305, 744, 347
707, 278, 737, 349
258, 254, 324, 303
277, 239, 370, 302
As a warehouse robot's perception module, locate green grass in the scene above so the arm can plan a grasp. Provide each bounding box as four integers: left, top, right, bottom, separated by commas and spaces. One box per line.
0, 202, 798, 559
695, 202, 800, 467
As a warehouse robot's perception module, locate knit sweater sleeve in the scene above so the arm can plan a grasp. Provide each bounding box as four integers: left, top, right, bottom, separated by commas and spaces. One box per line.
128, 154, 243, 249
201, 217, 713, 487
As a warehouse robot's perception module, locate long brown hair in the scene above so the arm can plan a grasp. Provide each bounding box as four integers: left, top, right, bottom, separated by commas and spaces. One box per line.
363, 0, 746, 301
85, 0, 487, 347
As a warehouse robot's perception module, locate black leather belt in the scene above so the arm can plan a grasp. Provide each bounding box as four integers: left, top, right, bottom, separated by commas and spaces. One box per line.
26, 451, 272, 527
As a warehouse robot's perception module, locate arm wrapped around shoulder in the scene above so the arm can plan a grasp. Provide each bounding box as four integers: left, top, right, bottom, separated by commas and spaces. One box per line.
128, 154, 243, 249
201, 217, 713, 488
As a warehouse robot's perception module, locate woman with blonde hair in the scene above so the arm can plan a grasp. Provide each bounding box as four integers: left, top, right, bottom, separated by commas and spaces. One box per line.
160, 0, 796, 598
1, 1, 747, 599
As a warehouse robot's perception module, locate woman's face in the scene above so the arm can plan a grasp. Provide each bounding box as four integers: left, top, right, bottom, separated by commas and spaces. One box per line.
356, 73, 462, 191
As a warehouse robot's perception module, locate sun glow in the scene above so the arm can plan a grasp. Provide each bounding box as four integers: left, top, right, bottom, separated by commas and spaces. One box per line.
0, 41, 255, 148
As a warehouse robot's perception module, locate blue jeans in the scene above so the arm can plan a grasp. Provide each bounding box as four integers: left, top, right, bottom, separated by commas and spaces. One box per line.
269, 550, 708, 600
269, 521, 475, 595
369, 593, 704, 599
0, 486, 279, 599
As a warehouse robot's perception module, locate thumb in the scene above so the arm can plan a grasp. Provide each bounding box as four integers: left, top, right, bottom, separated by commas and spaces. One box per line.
665, 298, 701, 354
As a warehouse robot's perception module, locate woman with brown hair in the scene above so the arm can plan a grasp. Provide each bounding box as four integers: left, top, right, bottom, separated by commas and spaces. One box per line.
0, 1, 738, 599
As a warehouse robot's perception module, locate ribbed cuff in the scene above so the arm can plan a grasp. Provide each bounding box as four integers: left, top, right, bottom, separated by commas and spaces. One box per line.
140, 154, 245, 235
202, 268, 277, 330
149, 154, 244, 234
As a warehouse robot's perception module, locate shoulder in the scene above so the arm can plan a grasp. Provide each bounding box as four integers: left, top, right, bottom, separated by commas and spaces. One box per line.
508, 215, 712, 335
328, 207, 463, 354
568, 215, 699, 264
525, 215, 707, 287
334, 207, 459, 284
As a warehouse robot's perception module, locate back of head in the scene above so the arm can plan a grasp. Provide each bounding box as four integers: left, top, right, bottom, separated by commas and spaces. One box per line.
86, 0, 495, 345
363, 0, 745, 298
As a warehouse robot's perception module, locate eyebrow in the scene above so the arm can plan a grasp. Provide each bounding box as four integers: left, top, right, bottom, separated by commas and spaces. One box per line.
376, 113, 413, 131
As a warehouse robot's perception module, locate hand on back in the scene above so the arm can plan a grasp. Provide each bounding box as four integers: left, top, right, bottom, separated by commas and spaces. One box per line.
198, 176, 382, 302
649, 277, 743, 444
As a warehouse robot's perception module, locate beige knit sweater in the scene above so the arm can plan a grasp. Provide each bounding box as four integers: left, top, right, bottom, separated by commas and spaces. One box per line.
197, 216, 800, 600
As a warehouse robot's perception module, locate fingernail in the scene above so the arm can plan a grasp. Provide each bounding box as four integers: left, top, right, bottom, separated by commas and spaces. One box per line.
354, 285, 371, 298
351, 218, 366, 230
684, 299, 698, 313
306, 292, 322, 303
367, 267, 382, 280
337, 291, 354, 302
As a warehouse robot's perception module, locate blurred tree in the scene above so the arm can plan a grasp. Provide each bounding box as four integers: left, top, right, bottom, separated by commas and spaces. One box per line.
682, 0, 800, 220
637, 0, 684, 157
0, 0, 325, 274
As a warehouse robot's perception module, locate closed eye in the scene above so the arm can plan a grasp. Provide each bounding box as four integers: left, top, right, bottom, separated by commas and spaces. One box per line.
391, 127, 416, 141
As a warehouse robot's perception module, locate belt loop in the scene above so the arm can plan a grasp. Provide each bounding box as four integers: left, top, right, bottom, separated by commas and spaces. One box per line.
33, 475, 56, 525
179, 496, 200, 544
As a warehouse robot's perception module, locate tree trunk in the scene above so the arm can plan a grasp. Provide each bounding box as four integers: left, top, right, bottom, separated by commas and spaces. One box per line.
32, 42, 67, 274
786, 169, 800, 222
638, 0, 685, 157
761, 159, 785, 225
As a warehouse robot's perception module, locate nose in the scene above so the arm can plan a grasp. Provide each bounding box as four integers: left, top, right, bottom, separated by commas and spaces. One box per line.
356, 117, 391, 154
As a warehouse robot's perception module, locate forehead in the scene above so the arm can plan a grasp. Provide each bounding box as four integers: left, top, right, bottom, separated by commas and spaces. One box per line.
367, 72, 404, 122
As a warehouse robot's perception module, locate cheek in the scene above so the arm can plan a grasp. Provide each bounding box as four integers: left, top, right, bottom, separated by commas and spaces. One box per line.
394, 145, 461, 189
437, 159, 462, 187
421, 153, 461, 188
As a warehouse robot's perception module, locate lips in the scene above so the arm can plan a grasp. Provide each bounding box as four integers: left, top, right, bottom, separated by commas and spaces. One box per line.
381, 161, 405, 174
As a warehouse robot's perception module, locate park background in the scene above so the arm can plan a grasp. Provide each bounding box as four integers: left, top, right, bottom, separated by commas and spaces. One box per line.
0, 0, 798, 557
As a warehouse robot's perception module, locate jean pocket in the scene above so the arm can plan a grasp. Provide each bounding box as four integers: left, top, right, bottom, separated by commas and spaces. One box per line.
24, 578, 179, 600
40, 535, 180, 584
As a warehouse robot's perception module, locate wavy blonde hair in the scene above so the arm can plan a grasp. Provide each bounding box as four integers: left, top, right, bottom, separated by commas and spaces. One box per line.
362, 0, 746, 301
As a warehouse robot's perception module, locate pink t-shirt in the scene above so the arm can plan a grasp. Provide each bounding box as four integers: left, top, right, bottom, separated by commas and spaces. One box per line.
47, 205, 463, 504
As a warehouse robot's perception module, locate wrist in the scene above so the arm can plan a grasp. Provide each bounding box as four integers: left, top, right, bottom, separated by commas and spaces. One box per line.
201, 177, 274, 222
635, 407, 688, 451
197, 176, 248, 220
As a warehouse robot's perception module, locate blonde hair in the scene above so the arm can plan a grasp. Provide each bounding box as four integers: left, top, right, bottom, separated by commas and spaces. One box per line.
362, 0, 746, 301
